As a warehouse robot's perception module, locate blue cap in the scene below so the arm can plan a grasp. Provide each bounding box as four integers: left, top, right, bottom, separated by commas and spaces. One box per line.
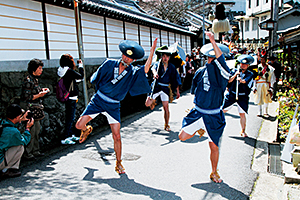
237, 55, 254, 65
200, 43, 229, 58
119, 40, 145, 59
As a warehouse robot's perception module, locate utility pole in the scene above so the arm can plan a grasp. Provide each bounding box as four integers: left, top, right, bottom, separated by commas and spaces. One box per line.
269, 0, 279, 56
202, 0, 205, 46
272, 0, 279, 55
74, 0, 89, 106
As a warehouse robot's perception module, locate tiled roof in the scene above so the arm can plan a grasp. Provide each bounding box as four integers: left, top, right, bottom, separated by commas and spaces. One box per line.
42, 0, 195, 35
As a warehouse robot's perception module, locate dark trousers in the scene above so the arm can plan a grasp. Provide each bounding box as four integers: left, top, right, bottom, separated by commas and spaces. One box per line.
26, 121, 40, 156
64, 99, 77, 138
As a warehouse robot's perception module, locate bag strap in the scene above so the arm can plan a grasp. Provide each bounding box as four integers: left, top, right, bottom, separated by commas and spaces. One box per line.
69, 81, 74, 92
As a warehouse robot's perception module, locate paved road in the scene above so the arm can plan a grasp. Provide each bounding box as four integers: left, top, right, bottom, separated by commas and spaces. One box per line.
0, 92, 262, 199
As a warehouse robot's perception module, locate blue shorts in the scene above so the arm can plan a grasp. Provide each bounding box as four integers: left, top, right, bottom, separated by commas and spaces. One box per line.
181, 107, 226, 146
81, 93, 121, 123
223, 93, 249, 113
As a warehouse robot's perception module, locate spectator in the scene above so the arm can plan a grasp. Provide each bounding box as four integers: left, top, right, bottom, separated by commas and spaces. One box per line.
0, 104, 33, 179
182, 56, 194, 91
256, 47, 261, 64
57, 54, 84, 144
268, 56, 281, 101
179, 55, 188, 91
20, 59, 49, 160
253, 56, 275, 117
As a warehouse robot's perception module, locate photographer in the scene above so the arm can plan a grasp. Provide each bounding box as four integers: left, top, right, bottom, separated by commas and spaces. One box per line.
0, 104, 33, 179
57, 54, 84, 144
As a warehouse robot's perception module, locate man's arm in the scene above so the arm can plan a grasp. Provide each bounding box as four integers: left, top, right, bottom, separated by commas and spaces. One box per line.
144, 38, 158, 73
205, 32, 222, 58
228, 71, 239, 83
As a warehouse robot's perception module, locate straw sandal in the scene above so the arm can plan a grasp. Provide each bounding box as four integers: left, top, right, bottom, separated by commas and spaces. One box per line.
240, 131, 248, 137
115, 160, 125, 174
150, 99, 156, 110
196, 128, 205, 138
210, 171, 222, 183
79, 125, 93, 143
164, 124, 171, 131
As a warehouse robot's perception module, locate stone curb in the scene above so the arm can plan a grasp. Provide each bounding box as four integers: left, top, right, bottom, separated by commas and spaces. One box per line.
250, 101, 300, 199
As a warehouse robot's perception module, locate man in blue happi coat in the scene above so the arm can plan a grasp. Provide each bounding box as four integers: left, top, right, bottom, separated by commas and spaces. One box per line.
76, 38, 157, 174
178, 32, 231, 183
223, 55, 254, 137
145, 48, 181, 131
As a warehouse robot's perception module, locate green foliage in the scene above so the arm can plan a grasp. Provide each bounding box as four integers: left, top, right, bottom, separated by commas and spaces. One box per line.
278, 80, 300, 141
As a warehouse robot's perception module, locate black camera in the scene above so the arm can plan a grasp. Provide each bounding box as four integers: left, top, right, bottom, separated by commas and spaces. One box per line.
26, 111, 33, 119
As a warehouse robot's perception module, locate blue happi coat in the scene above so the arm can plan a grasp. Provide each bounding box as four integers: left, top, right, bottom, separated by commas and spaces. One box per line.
182, 55, 231, 146
151, 61, 181, 95
82, 59, 151, 122
223, 68, 254, 113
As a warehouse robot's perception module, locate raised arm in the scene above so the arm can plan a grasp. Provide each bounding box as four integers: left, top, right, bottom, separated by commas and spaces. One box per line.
144, 38, 158, 73
205, 32, 222, 59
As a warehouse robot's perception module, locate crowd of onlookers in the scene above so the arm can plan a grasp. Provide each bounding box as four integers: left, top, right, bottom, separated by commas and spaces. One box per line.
0, 54, 84, 179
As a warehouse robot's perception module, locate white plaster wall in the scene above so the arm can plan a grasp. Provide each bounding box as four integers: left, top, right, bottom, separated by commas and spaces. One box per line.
161, 30, 168, 46
46, 4, 78, 59
125, 22, 138, 42
151, 28, 160, 48
0, 0, 45, 61
169, 32, 176, 44
140, 25, 151, 55
106, 18, 123, 58
246, 0, 271, 16
81, 12, 106, 58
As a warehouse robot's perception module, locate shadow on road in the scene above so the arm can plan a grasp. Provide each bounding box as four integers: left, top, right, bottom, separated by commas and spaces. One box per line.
224, 112, 240, 119
83, 167, 182, 200
182, 135, 208, 144
229, 136, 267, 159
229, 136, 256, 148
192, 182, 249, 200
152, 130, 180, 146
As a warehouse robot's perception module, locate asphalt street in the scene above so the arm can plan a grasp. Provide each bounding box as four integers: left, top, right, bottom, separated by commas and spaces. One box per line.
0, 91, 263, 199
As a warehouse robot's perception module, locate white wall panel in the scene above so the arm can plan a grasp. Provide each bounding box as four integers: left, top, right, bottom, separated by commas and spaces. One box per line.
0, 0, 45, 61
181, 35, 187, 53
151, 28, 160, 47
140, 25, 151, 55
81, 12, 106, 58
186, 36, 191, 54
46, 4, 78, 59
106, 18, 123, 57
125, 22, 138, 42
169, 32, 175, 44
161, 30, 168, 46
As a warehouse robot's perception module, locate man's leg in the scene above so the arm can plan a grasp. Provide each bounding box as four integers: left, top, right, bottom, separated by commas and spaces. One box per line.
209, 141, 222, 183
258, 105, 263, 116
178, 129, 196, 141
75, 115, 92, 131
264, 103, 269, 116
76, 115, 93, 143
239, 113, 247, 137
162, 101, 170, 130
110, 123, 125, 174
145, 96, 153, 107
110, 123, 122, 161
1, 145, 24, 170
